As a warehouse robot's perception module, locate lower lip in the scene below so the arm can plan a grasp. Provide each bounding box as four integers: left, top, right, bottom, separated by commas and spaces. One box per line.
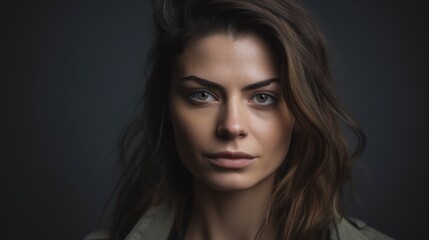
207, 158, 255, 169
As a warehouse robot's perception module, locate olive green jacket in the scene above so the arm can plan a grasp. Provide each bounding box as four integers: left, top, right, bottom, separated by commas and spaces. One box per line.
84, 201, 394, 240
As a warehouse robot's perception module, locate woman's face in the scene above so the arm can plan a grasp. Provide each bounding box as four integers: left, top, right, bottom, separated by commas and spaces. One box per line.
169, 33, 294, 192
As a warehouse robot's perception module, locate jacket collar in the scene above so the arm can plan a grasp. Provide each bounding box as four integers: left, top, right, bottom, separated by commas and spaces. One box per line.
125, 201, 371, 240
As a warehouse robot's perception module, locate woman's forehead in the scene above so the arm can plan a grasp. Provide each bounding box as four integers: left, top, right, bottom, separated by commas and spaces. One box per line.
175, 33, 280, 85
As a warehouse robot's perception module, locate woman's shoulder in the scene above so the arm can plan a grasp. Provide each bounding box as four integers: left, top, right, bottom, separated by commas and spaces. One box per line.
328, 217, 395, 240
83, 228, 110, 240
84, 200, 176, 240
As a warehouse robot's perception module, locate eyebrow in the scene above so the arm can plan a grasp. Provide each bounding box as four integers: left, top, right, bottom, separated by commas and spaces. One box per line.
179, 75, 280, 91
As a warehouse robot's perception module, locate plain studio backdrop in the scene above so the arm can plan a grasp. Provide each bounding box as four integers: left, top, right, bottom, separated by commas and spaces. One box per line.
1, 1, 428, 239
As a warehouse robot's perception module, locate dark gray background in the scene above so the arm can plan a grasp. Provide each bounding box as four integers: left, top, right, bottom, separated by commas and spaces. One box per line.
1, 1, 428, 239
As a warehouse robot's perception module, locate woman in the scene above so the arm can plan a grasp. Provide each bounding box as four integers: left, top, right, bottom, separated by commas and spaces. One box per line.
86, 0, 393, 239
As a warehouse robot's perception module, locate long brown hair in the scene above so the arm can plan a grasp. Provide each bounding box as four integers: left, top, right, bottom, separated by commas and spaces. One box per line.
110, 0, 366, 239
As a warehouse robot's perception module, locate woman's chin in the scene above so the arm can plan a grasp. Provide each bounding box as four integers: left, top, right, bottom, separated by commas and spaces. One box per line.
196, 173, 270, 193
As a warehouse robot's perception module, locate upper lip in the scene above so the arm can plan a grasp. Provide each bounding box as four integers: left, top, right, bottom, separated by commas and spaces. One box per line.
204, 151, 256, 159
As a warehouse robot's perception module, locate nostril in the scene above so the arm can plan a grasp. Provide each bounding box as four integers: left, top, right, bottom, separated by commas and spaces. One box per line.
216, 128, 229, 139
216, 123, 247, 139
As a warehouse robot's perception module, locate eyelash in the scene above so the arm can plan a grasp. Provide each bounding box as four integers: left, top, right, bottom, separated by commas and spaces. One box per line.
188, 90, 277, 106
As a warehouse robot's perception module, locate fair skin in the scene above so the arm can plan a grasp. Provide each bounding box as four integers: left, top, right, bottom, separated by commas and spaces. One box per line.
169, 33, 294, 240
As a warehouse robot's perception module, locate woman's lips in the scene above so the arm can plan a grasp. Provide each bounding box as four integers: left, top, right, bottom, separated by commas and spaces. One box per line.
204, 151, 256, 169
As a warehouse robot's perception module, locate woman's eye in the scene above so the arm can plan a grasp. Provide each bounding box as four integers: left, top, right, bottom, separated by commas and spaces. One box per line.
189, 90, 216, 102
251, 93, 276, 105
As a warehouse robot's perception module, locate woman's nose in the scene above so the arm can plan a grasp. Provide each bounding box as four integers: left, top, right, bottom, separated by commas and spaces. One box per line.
216, 101, 248, 139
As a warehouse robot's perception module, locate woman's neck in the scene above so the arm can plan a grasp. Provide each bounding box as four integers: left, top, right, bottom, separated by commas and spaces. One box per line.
185, 177, 275, 240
